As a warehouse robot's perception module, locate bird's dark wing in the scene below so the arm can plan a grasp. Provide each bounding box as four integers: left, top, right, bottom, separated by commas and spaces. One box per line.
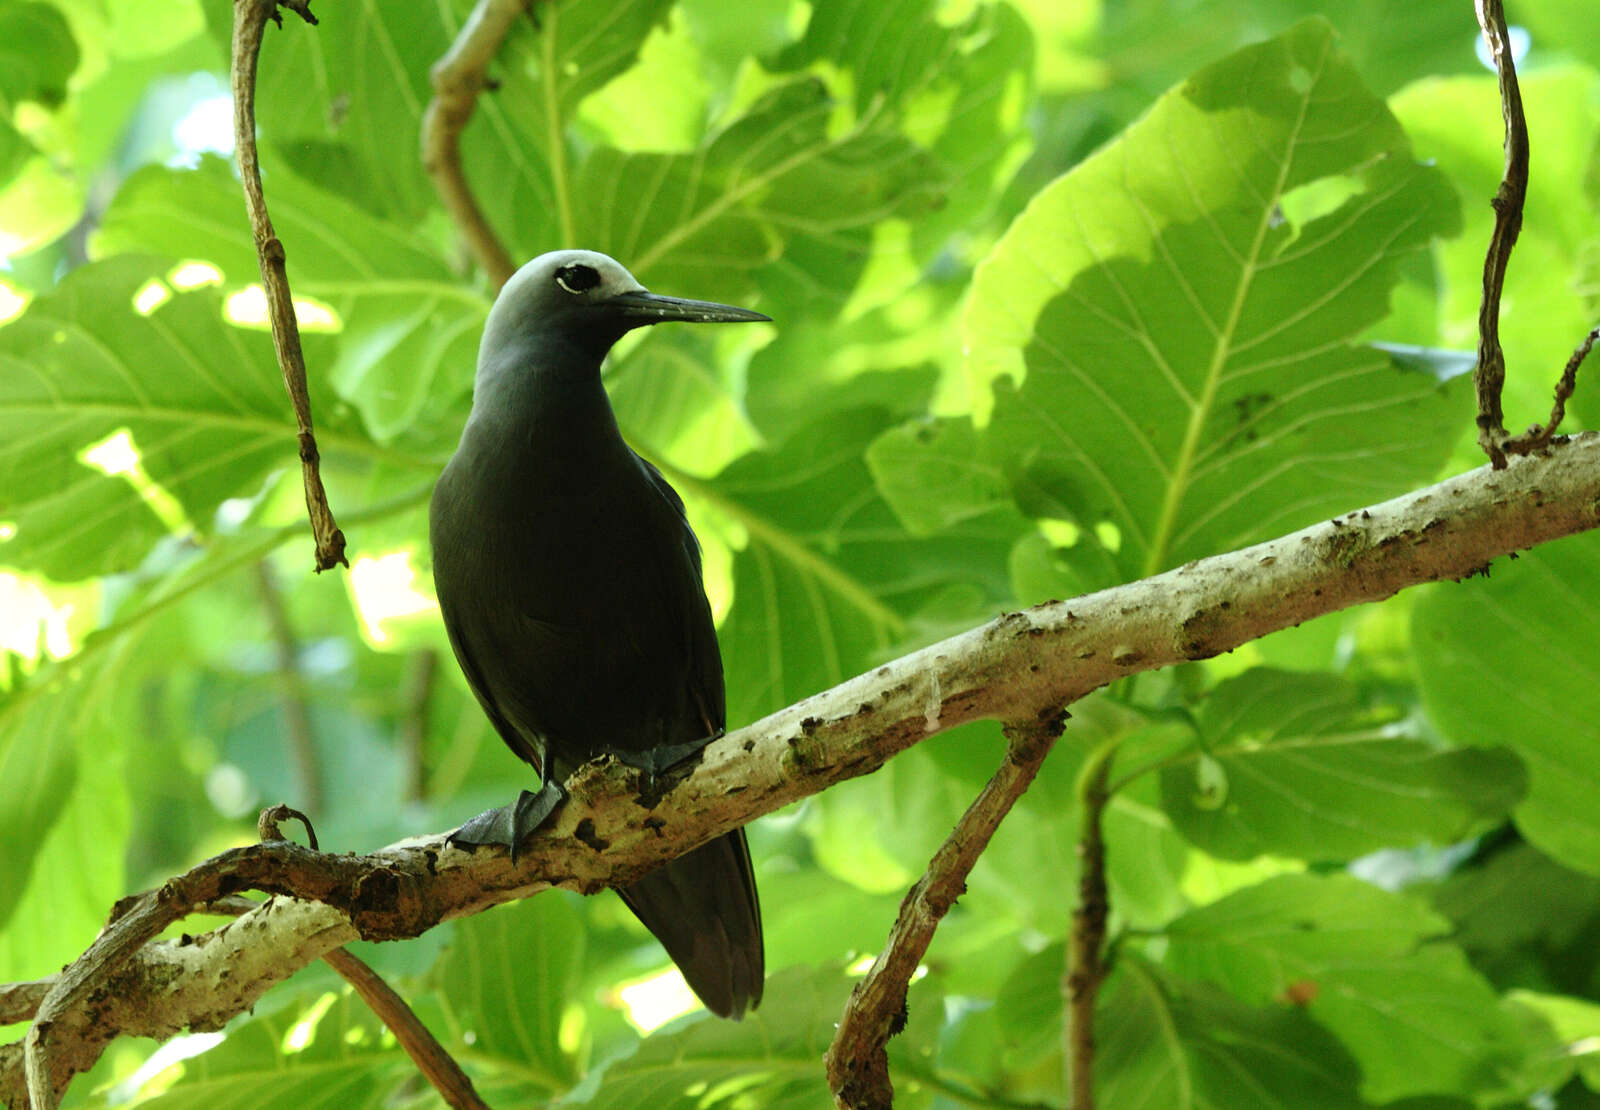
436, 602, 548, 778
635, 454, 726, 736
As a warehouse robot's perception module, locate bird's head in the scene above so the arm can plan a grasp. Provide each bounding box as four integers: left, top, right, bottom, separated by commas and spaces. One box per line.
482, 250, 769, 367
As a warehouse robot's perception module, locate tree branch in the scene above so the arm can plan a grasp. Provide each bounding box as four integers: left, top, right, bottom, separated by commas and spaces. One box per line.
6, 434, 1600, 1105
826, 717, 1063, 1109
1470, 0, 1527, 467
254, 560, 324, 816
320, 947, 490, 1110
421, 0, 531, 289
231, 0, 347, 572
1065, 747, 1113, 1110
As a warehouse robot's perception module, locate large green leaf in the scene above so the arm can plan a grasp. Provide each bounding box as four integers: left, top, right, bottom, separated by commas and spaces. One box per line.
575, 78, 941, 313
131, 989, 411, 1109
1160, 669, 1523, 861
693, 407, 1015, 726
430, 898, 587, 1093
1096, 955, 1366, 1109
965, 18, 1464, 583
1413, 532, 1600, 877
93, 155, 455, 292
0, 256, 398, 578
0, 669, 83, 936
199, 0, 667, 228
770, 0, 1034, 250
94, 156, 482, 450
1429, 841, 1600, 997
571, 965, 956, 1109
0, 0, 78, 192
1165, 873, 1547, 1103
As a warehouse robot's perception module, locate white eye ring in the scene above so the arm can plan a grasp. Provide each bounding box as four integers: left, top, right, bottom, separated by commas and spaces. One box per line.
554, 265, 600, 295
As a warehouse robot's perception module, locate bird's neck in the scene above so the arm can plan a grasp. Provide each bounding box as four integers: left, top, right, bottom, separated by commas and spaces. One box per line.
463, 334, 631, 471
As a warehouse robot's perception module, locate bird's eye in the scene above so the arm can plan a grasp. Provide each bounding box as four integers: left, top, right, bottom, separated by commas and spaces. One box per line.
554, 264, 601, 295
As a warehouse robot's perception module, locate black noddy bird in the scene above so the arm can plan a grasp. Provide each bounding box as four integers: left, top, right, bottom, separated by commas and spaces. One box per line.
430, 249, 768, 1019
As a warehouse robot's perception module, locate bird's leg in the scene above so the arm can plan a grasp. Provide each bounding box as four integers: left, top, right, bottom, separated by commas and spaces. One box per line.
610, 729, 725, 807
612, 728, 726, 779
449, 778, 566, 862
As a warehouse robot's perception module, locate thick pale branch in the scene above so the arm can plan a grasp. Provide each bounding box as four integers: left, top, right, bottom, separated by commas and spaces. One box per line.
5, 434, 1600, 1105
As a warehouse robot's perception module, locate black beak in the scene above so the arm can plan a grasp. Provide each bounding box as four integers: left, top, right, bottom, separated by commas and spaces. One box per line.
605, 290, 770, 324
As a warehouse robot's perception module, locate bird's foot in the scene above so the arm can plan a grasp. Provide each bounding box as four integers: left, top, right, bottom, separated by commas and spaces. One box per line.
613, 730, 725, 806
449, 780, 566, 862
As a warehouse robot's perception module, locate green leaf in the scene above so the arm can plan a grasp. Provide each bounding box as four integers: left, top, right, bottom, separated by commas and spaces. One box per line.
0, 675, 77, 931
607, 329, 763, 479
1510, 990, 1600, 1093
430, 898, 587, 1092
0, 1, 78, 109
0, 256, 399, 578
770, 0, 1034, 249
966, 18, 1464, 583
1096, 954, 1365, 1109
693, 407, 1014, 726
1430, 841, 1600, 995
96, 156, 492, 452
0, 653, 132, 963
568, 965, 845, 1108
1160, 668, 1524, 861
866, 416, 1017, 537
94, 155, 457, 292
576, 78, 941, 313
1165, 873, 1551, 1103
1414, 532, 1600, 876
130, 989, 411, 1109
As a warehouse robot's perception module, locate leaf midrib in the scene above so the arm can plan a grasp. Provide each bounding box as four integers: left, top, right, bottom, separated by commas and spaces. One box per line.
1141, 39, 1328, 579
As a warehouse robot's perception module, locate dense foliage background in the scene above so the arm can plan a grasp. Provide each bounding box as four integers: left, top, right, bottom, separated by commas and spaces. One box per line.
3, 0, 1600, 1106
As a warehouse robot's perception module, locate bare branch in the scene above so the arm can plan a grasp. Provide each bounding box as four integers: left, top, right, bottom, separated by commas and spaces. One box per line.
401, 650, 440, 803
254, 562, 324, 815
1504, 325, 1600, 456
6, 434, 1600, 1105
422, 0, 532, 289
826, 718, 1062, 1109
1065, 749, 1113, 1110
1471, 0, 1527, 468
231, 0, 347, 571
0, 982, 49, 1028
321, 948, 491, 1110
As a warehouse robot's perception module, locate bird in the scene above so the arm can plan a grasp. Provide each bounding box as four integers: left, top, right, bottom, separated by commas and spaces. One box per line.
429, 249, 768, 1019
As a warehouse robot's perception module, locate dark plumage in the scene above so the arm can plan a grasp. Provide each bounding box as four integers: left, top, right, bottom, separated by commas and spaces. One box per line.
430, 250, 767, 1018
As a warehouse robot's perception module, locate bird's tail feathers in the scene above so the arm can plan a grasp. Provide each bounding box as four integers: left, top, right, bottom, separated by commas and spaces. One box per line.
618, 828, 764, 1019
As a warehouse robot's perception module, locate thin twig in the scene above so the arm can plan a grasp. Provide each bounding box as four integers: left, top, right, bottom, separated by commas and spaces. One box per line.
401, 649, 440, 802
259, 802, 319, 849
0, 980, 51, 1026
254, 561, 324, 816
824, 716, 1064, 1109
422, 0, 531, 289
231, 0, 347, 571
321, 949, 490, 1110
203, 886, 488, 1110
1471, 0, 1528, 469
1064, 747, 1114, 1110
1504, 326, 1600, 454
